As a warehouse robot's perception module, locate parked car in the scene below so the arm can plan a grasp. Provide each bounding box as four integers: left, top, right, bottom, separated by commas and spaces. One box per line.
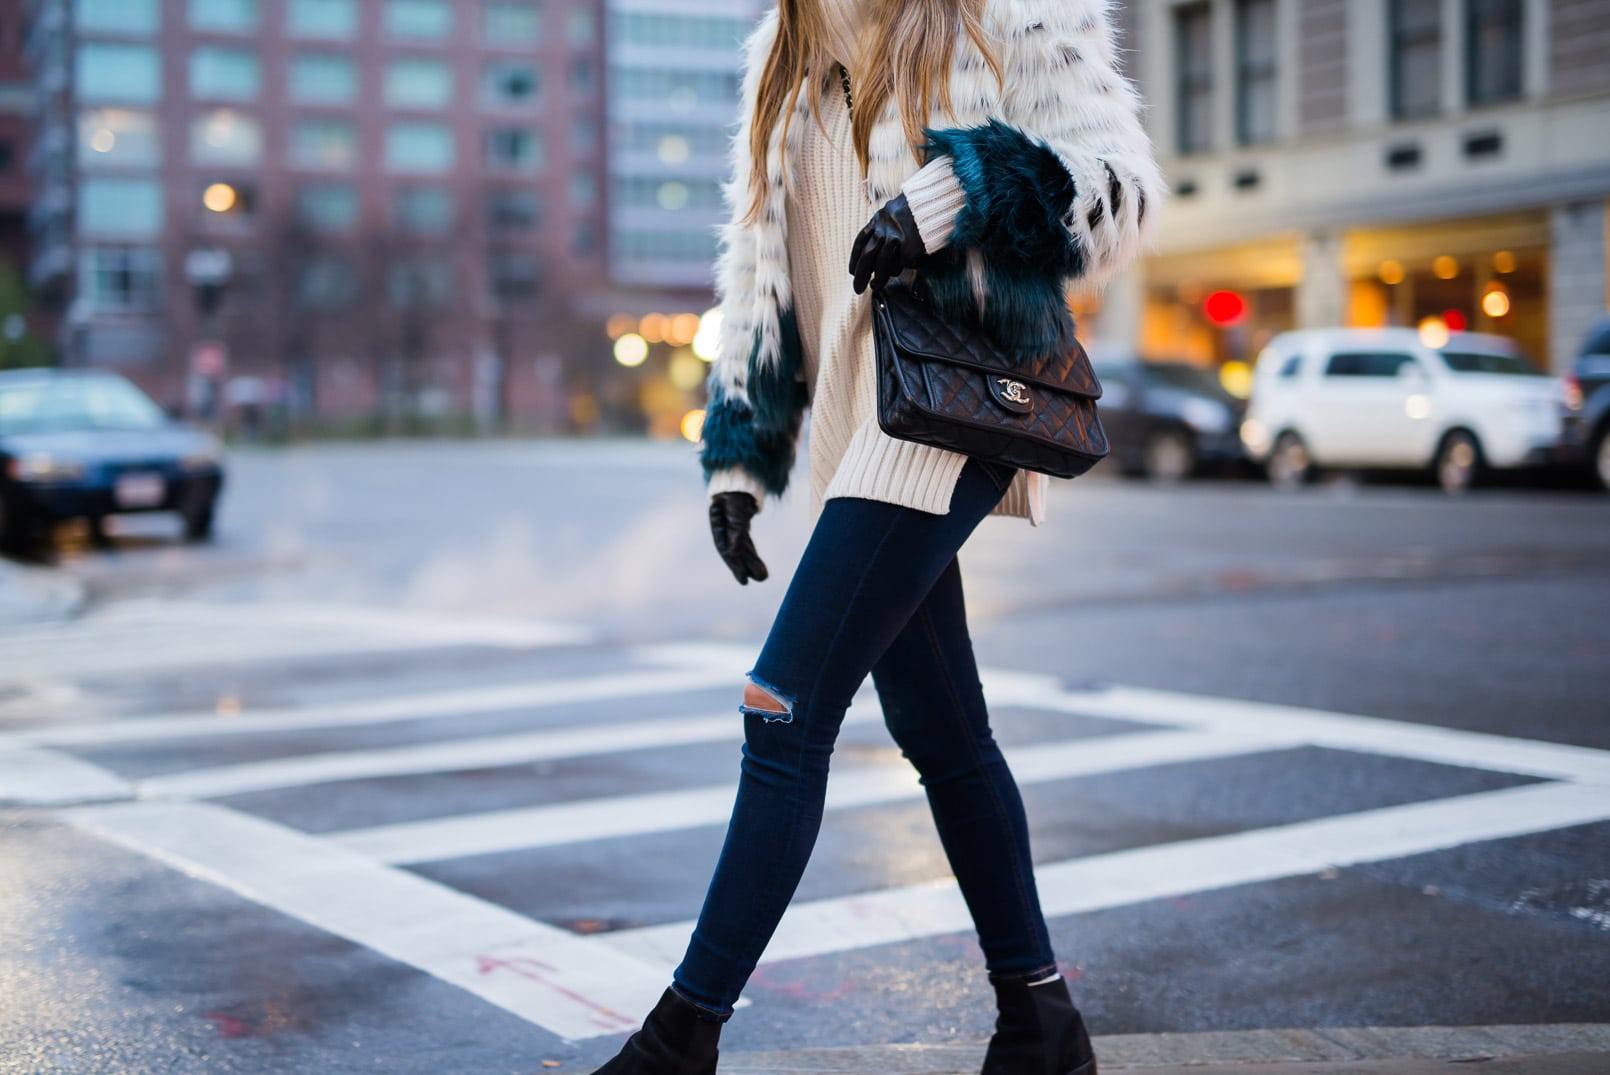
1091, 358, 1248, 481
0, 369, 224, 552
1240, 328, 1562, 493
1561, 313, 1610, 490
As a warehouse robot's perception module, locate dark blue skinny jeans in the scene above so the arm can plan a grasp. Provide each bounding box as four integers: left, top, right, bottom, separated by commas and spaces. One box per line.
673, 459, 1058, 1018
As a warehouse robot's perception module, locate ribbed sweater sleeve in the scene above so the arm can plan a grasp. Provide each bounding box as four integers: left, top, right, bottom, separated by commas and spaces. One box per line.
900, 157, 968, 254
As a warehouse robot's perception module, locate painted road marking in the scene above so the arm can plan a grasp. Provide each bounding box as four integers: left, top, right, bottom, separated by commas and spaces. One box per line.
63, 799, 677, 1043
595, 782, 1610, 976
0, 600, 592, 684
332, 728, 1293, 864
2, 666, 739, 749
0, 747, 132, 806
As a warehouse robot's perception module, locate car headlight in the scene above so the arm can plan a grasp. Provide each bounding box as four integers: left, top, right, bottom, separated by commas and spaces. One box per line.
1240, 418, 1270, 456
1181, 397, 1233, 434
7, 453, 88, 482
180, 438, 223, 471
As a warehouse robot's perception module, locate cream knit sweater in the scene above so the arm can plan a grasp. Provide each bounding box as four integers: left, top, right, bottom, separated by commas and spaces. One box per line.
707, 3, 1049, 525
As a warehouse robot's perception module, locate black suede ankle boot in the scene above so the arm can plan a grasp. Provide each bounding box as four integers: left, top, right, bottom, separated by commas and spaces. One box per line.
589, 987, 722, 1075
980, 975, 1096, 1075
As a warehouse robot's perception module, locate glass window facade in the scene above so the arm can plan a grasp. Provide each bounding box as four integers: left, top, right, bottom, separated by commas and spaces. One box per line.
297, 184, 359, 232
299, 254, 358, 309
484, 1, 541, 44
609, 12, 746, 50
613, 69, 738, 106
395, 187, 455, 233
483, 62, 538, 107
385, 58, 454, 109
1466, 0, 1524, 105
290, 54, 358, 104
388, 259, 454, 307
567, 8, 596, 45
1175, 3, 1213, 154
1391, 0, 1442, 119
79, 247, 163, 312
291, 119, 358, 169
289, 0, 357, 39
78, 109, 160, 169
385, 0, 452, 40
570, 170, 597, 209
385, 122, 454, 172
191, 47, 262, 100
191, 109, 263, 165
191, 0, 257, 33
1235, 0, 1277, 145
77, 44, 161, 104
570, 57, 596, 95
489, 251, 539, 302
78, 178, 164, 237
76, 0, 159, 34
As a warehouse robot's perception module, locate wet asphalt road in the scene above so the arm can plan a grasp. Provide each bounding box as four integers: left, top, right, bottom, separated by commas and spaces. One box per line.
1, 440, 1607, 1074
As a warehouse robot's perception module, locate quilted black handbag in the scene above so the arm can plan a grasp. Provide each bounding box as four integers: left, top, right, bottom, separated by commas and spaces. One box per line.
871, 279, 1110, 480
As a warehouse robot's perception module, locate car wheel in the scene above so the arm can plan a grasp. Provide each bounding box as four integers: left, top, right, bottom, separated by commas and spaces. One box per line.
182, 498, 216, 543
1267, 432, 1312, 489
1435, 430, 1482, 495
1144, 429, 1195, 483
1592, 423, 1610, 492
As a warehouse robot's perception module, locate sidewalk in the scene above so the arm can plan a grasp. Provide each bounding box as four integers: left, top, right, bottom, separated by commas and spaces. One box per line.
0, 557, 84, 628
720, 1024, 1610, 1073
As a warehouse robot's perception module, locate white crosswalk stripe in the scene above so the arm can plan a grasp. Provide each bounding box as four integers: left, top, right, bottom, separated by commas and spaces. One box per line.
10, 633, 1607, 1044
0, 599, 592, 685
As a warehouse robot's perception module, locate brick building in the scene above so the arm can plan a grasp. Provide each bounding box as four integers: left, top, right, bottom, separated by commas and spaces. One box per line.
24, 0, 611, 430
1098, 0, 1610, 374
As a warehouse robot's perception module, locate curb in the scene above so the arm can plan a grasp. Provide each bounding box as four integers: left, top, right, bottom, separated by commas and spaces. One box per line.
719, 1024, 1610, 1073
0, 559, 85, 628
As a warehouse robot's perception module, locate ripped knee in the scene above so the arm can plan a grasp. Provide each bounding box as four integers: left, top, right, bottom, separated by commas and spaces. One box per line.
740, 674, 795, 724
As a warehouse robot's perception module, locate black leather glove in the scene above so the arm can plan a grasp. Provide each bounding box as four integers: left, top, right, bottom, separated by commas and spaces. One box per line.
849, 193, 928, 294
709, 492, 768, 585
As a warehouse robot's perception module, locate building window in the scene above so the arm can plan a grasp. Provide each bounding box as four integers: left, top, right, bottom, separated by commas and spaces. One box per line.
385, 122, 454, 172
79, 247, 163, 312
77, 44, 161, 104
78, 178, 164, 238
572, 116, 597, 154
1235, 0, 1277, 145
191, 0, 257, 33
395, 187, 455, 233
482, 62, 538, 108
570, 170, 597, 209
297, 183, 359, 232
299, 254, 358, 309
486, 189, 540, 231
489, 251, 540, 302
289, 0, 357, 39
566, 8, 596, 46
388, 259, 454, 308
191, 47, 262, 100
385, 0, 452, 40
385, 58, 454, 109
289, 54, 358, 104
76, 0, 159, 34
78, 109, 160, 169
1466, 0, 1523, 106
485, 127, 542, 173
570, 57, 596, 95
1175, 3, 1213, 154
484, 1, 540, 44
573, 220, 597, 256
1390, 0, 1442, 119
191, 109, 263, 165
291, 119, 358, 170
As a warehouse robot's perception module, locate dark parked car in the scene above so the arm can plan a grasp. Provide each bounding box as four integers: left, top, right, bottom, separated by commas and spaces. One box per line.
1562, 314, 1610, 490
0, 369, 224, 552
1092, 358, 1248, 481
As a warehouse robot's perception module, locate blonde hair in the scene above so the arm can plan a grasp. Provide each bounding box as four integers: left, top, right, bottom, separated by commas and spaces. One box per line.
744, 0, 1000, 224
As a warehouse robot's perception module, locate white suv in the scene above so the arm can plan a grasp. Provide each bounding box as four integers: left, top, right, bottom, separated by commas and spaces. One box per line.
1241, 328, 1562, 493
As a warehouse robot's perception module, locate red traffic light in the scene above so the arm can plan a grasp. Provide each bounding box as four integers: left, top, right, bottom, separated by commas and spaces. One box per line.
1442, 309, 1468, 332
1203, 290, 1247, 326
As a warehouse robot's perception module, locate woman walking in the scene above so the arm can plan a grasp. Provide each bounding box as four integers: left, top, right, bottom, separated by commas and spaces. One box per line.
593, 0, 1161, 1072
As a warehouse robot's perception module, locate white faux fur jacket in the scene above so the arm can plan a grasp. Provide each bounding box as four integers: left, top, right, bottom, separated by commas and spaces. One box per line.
700, 0, 1165, 498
